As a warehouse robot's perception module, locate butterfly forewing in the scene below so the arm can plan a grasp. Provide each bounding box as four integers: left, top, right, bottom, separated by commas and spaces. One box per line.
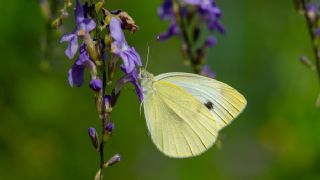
155, 72, 247, 130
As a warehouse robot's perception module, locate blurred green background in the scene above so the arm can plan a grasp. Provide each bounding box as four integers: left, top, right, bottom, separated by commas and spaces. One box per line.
1, 0, 320, 179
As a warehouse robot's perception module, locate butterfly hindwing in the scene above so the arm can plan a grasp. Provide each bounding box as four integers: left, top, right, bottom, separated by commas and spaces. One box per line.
143, 80, 219, 158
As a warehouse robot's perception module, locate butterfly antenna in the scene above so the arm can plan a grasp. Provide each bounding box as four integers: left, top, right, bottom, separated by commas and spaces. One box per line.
145, 44, 150, 70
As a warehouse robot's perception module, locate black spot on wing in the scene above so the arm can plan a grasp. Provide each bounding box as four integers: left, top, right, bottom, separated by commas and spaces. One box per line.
204, 101, 214, 110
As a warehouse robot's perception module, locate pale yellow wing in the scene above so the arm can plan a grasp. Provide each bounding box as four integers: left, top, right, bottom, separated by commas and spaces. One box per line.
143, 80, 219, 158
155, 72, 246, 130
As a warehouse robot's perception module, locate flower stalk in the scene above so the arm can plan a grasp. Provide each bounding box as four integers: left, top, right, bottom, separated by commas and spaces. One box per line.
300, 0, 320, 79
295, 0, 320, 107
157, 0, 224, 77
57, 0, 142, 179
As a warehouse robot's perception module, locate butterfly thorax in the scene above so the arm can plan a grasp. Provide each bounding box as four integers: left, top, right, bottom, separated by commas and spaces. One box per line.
139, 69, 156, 96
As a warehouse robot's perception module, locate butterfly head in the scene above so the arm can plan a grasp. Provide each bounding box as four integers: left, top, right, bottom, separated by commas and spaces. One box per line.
138, 68, 154, 80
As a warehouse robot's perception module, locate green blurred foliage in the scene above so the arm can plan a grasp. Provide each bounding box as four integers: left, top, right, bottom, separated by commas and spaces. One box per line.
0, 0, 320, 179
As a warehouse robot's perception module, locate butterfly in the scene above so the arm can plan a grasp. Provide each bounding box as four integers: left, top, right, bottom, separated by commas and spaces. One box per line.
139, 69, 247, 158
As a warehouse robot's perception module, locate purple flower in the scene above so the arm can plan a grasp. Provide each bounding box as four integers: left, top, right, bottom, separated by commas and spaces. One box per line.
200, 65, 216, 78
68, 44, 97, 87
307, 3, 317, 22
60, 0, 96, 59
184, 0, 224, 33
88, 127, 99, 149
208, 19, 225, 33
110, 17, 142, 73
157, 20, 179, 40
185, 0, 220, 14
115, 68, 144, 102
127, 69, 144, 102
158, 0, 173, 20
157, 0, 180, 41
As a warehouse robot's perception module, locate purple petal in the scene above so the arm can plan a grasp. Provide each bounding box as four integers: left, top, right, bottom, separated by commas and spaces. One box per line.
215, 21, 225, 34
115, 69, 144, 102
120, 52, 135, 73
110, 17, 125, 42
134, 81, 143, 102
60, 33, 76, 43
68, 69, 74, 87
157, 21, 179, 41
307, 3, 317, 13
208, 18, 225, 34
65, 36, 79, 59
68, 63, 85, 87
128, 47, 142, 66
75, 0, 84, 24
158, 0, 173, 20
83, 18, 96, 32
208, 6, 222, 17
75, 49, 97, 79
184, 0, 202, 5
130, 69, 144, 102
76, 44, 90, 64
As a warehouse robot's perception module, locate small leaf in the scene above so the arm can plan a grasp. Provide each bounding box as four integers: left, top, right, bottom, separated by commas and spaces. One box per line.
95, 1, 104, 13
299, 56, 316, 70
94, 170, 102, 180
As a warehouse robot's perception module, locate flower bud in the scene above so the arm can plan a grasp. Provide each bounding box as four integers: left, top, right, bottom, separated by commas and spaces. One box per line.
51, 18, 62, 29
84, 34, 99, 61
95, 1, 104, 13
88, 127, 99, 149
307, 4, 317, 22
105, 122, 115, 134
67, 0, 72, 7
299, 56, 316, 70
104, 154, 121, 167
205, 36, 217, 47
104, 95, 112, 112
90, 78, 103, 91
200, 65, 216, 78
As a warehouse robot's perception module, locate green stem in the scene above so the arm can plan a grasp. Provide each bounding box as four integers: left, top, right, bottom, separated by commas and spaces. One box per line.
89, 1, 108, 179
302, 0, 320, 81
176, 2, 200, 74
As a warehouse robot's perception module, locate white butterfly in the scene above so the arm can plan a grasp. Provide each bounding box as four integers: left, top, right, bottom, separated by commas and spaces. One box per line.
139, 69, 247, 158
